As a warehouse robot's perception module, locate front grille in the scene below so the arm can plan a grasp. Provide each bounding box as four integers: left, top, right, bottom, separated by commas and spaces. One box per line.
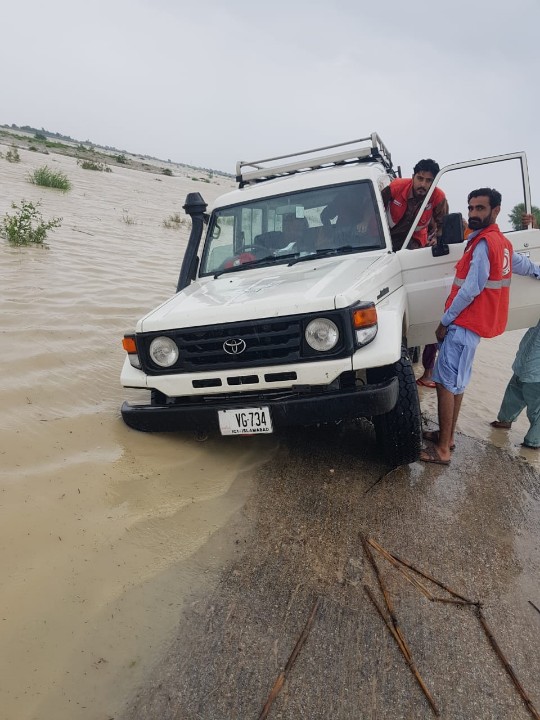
139, 312, 352, 374
177, 318, 301, 369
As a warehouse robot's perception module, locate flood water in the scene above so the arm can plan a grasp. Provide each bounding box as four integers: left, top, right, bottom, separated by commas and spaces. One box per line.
0, 147, 537, 720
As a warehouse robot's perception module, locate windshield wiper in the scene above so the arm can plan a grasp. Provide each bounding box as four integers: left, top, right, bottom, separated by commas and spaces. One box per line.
213, 253, 299, 278
287, 245, 357, 266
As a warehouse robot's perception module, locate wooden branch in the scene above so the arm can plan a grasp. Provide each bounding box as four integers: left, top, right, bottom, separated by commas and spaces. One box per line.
360, 535, 406, 652
368, 538, 435, 601
477, 606, 540, 720
378, 543, 477, 605
258, 597, 320, 720
364, 585, 440, 717
528, 600, 540, 617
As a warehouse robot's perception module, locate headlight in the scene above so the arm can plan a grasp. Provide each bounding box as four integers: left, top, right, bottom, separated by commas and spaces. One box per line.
149, 336, 179, 367
305, 318, 339, 352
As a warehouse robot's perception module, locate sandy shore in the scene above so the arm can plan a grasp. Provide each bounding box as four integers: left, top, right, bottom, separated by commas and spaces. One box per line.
0, 144, 538, 720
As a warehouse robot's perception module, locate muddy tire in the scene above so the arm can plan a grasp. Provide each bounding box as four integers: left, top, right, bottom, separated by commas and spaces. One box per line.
369, 347, 422, 466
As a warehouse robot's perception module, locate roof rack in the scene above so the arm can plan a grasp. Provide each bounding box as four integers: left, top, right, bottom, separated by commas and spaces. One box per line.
236, 132, 395, 187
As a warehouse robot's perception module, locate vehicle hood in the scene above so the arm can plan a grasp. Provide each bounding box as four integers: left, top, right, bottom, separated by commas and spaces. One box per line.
138, 254, 395, 332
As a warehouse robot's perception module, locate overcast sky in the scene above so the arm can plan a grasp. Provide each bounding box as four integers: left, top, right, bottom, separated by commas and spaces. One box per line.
2, 0, 540, 220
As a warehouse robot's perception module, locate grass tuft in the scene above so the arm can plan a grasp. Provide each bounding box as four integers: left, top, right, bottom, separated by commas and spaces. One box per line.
5, 147, 21, 163
162, 212, 188, 229
28, 165, 71, 191
77, 158, 112, 172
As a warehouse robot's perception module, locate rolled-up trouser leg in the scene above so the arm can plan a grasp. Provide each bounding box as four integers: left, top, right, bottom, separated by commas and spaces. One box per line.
522, 381, 540, 448
498, 374, 526, 423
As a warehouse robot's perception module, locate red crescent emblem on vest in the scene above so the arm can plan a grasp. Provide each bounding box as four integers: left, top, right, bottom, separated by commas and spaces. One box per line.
502, 248, 511, 276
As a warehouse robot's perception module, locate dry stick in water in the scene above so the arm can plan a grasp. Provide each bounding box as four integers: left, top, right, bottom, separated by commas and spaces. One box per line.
363, 585, 440, 717
258, 597, 320, 720
476, 606, 540, 720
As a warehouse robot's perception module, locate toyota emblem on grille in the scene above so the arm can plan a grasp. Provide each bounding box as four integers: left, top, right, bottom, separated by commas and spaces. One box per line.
223, 338, 247, 355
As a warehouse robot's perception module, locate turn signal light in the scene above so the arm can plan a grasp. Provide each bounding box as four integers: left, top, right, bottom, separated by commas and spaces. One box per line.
122, 335, 141, 369
122, 336, 137, 354
352, 305, 377, 328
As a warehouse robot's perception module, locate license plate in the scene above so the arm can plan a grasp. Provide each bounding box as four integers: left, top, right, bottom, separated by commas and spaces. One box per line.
218, 407, 273, 435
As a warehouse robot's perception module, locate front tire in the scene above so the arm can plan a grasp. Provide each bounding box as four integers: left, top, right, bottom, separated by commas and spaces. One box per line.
368, 347, 422, 466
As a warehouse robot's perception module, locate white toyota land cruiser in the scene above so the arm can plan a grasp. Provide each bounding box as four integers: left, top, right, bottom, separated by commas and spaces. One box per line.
120, 134, 540, 465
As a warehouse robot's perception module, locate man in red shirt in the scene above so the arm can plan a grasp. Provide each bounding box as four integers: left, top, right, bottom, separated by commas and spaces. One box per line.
381, 158, 448, 252
382, 159, 449, 387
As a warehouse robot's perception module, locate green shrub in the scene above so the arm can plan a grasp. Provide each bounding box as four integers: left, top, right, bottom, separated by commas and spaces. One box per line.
1, 200, 61, 247
34, 132, 47, 142
162, 168, 173, 176
6, 147, 20, 163
77, 158, 112, 172
45, 140, 68, 150
28, 165, 71, 191
115, 154, 128, 164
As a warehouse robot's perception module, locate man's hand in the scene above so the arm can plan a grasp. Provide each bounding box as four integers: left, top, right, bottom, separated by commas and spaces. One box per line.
522, 213, 538, 229
435, 322, 447, 342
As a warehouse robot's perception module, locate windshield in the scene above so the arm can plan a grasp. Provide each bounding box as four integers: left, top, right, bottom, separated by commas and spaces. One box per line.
199, 181, 386, 276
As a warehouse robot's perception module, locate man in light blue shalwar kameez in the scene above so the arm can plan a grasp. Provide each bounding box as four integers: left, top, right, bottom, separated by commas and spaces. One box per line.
420, 189, 540, 465
491, 321, 540, 449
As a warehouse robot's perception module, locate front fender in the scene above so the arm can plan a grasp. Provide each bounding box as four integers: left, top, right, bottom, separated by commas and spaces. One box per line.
352, 286, 406, 370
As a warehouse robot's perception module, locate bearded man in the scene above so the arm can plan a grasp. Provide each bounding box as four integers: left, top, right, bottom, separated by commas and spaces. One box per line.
381, 158, 448, 252
420, 188, 540, 465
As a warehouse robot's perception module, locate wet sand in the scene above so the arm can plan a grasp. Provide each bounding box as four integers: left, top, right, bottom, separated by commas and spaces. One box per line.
1, 145, 538, 720
123, 429, 540, 720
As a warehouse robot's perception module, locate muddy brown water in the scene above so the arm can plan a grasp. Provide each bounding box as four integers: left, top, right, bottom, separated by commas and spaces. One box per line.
1, 147, 539, 720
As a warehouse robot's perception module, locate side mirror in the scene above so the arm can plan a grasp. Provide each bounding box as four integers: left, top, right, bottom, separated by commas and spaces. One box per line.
441, 213, 464, 244
432, 212, 464, 257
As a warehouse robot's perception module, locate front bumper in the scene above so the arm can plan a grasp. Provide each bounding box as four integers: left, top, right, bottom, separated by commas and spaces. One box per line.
121, 378, 398, 433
